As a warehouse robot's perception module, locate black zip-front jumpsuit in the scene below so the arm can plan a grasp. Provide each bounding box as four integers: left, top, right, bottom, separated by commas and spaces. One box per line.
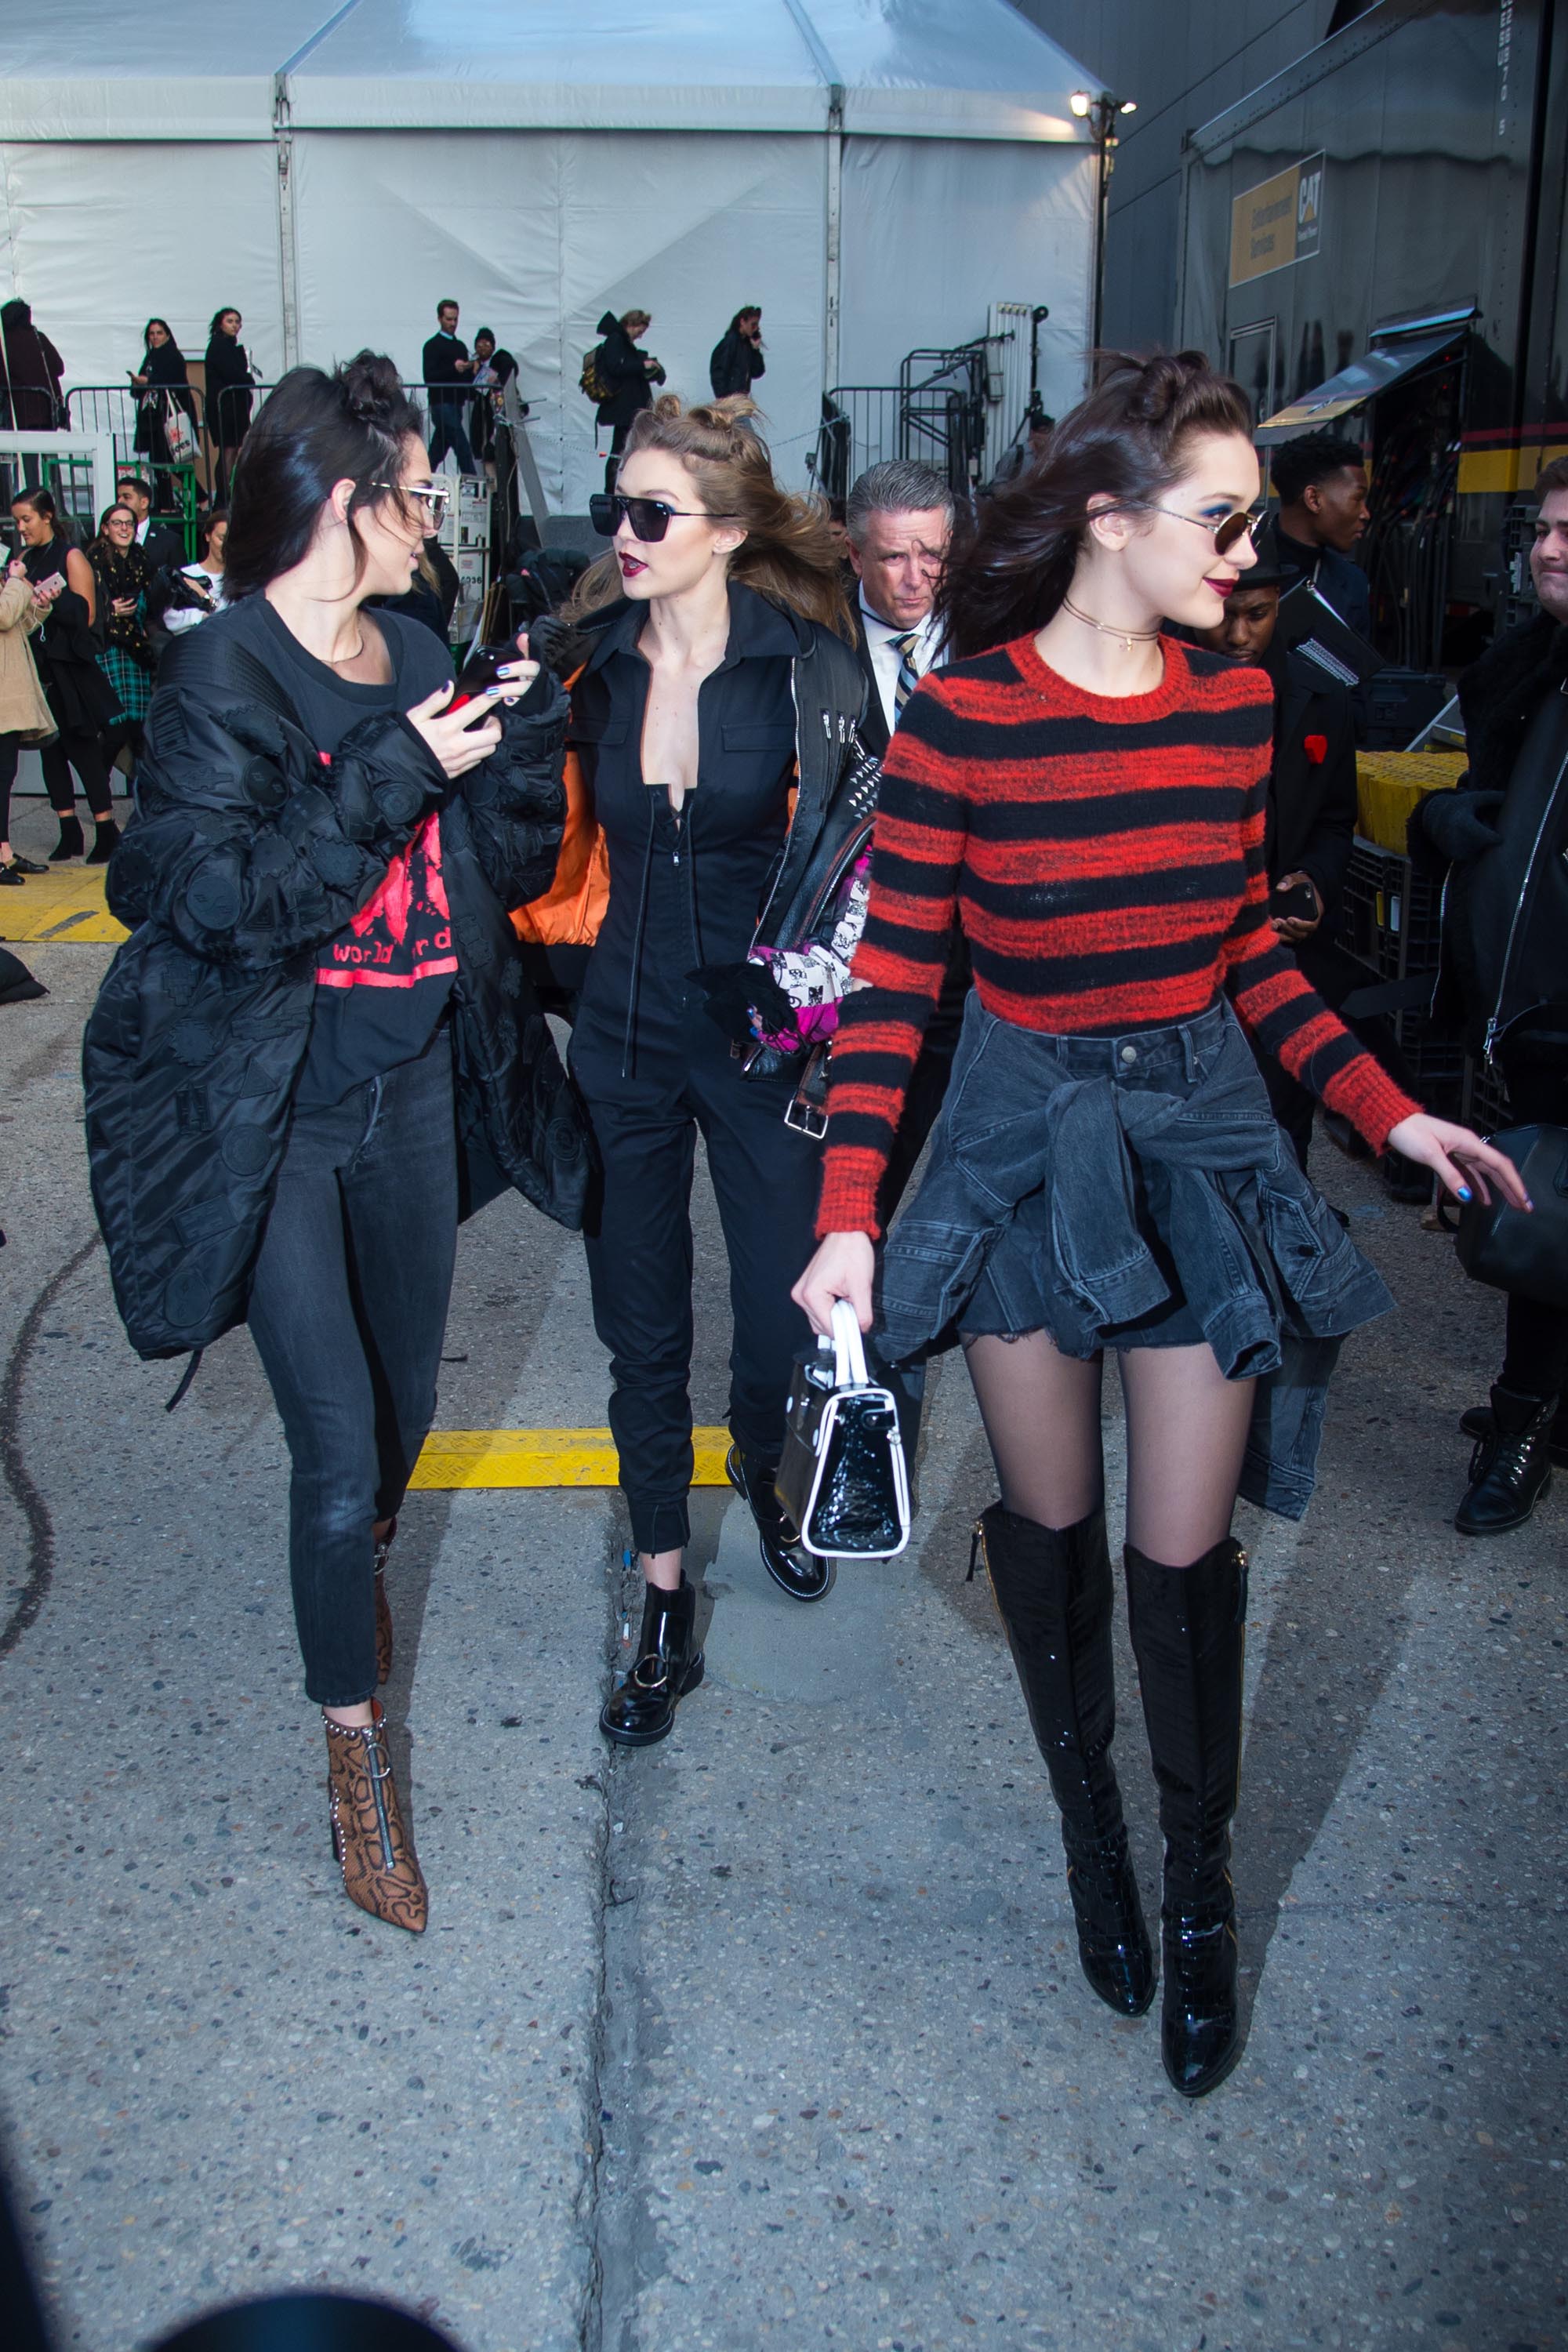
568, 583, 824, 1554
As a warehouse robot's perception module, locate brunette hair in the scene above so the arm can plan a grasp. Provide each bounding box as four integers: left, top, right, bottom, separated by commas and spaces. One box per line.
223, 350, 425, 598
96, 503, 136, 542
728, 307, 760, 332
12, 487, 56, 523
208, 307, 241, 339
143, 317, 178, 350
198, 506, 230, 561
1534, 455, 1568, 500
566, 393, 851, 637
936, 348, 1253, 659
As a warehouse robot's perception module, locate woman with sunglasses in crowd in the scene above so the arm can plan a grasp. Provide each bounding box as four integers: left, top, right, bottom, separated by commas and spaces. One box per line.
796, 350, 1527, 2100
518, 394, 866, 1744
84, 352, 589, 1934
88, 502, 157, 776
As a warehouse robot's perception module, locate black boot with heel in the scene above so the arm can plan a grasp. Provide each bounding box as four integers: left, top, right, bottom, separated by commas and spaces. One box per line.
600, 1576, 704, 1747
1126, 1537, 1248, 2099
975, 1501, 1156, 2017
1454, 1385, 1556, 1534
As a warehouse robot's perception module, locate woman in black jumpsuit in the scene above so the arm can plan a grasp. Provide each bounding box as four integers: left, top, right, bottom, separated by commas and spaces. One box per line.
561, 395, 866, 1745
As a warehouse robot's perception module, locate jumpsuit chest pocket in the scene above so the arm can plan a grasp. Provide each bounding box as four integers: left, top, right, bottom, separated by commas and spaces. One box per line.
721, 722, 795, 755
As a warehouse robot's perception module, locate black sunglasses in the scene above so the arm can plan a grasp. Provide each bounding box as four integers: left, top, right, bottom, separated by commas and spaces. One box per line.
589, 492, 735, 543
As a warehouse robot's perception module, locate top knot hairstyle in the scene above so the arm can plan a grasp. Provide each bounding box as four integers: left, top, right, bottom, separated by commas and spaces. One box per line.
568, 393, 851, 638
938, 349, 1254, 659
223, 351, 425, 598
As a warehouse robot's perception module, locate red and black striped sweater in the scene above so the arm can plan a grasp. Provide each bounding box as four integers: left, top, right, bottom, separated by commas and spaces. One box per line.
817, 630, 1419, 1238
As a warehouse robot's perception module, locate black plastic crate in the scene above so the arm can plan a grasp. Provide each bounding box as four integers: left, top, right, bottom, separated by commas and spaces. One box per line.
1338, 841, 1443, 985
1361, 670, 1452, 751
1462, 1055, 1512, 1134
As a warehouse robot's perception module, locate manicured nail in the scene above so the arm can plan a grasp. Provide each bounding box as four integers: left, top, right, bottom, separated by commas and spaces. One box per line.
1457, 1184, 1472, 1202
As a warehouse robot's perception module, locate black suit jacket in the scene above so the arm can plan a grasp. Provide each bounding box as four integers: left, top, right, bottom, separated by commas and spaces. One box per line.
851, 604, 891, 760
140, 521, 187, 573
1262, 643, 1357, 921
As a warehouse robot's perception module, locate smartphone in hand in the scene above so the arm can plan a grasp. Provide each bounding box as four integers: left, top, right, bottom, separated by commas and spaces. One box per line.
1271, 876, 1320, 924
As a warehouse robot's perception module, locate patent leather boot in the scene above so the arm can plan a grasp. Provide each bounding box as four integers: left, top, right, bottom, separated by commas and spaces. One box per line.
600, 1577, 704, 1747
324, 1700, 428, 1933
1459, 1393, 1568, 1468
975, 1501, 1155, 2016
726, 1445, 833, 1602
1125, 1538, 1248, 2098
1454, 1385, 1556, 1535
373, 1519, 396, 1686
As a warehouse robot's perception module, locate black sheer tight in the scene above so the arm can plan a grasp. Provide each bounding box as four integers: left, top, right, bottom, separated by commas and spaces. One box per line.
964, 1330, 1255, 1567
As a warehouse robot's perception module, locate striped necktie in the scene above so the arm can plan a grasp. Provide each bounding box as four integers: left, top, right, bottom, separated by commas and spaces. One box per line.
891, 629, 921, 717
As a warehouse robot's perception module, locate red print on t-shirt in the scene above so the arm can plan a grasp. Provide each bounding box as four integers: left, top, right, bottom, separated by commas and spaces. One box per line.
314, 813, 459, 991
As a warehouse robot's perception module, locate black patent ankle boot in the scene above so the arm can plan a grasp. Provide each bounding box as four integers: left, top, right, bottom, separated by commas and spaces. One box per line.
725, 1446, 833, 1602
1126, 1537, 1248, 2098
975, 1501, 1155, 2017
1455, 1385, 1556, 1535
600, 1577, 704, 1748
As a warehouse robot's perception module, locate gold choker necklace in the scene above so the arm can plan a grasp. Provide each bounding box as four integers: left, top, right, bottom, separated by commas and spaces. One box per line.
1061, 597, 1161, 655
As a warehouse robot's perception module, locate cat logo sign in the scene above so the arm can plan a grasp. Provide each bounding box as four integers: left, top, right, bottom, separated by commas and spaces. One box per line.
1230, 152, 1325, 285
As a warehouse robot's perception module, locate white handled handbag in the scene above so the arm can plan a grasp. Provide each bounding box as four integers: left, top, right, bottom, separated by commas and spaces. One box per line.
774, 1299, 911, 1559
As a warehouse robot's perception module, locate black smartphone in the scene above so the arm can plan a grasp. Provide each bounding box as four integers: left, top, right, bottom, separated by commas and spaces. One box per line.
1271, 877, 1320, 923
451, 641, 518, 712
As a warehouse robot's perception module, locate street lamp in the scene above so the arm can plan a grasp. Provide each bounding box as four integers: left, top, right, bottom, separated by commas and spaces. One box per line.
1072, 90, 1137, 352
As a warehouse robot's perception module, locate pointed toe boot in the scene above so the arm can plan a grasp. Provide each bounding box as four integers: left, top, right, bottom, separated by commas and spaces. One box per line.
324, 1700, 428, 1933
1126, 1537, 1248, 2099
1455, 1385, 1556, 1535
975, 1501, 1155, 2017
601, 1577, 704, 1747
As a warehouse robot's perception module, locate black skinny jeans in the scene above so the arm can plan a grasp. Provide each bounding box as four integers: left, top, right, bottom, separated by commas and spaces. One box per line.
1496, 1058, 1568, 1403
247, 1028, 459, 1707
573, 1004, 820, 1557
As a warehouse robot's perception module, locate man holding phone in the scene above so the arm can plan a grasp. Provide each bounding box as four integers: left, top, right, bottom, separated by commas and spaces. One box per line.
1195, 559, 1420, 1177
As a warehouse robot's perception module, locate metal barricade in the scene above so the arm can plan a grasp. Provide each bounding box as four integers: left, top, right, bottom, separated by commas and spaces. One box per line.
67, 383, 209, 554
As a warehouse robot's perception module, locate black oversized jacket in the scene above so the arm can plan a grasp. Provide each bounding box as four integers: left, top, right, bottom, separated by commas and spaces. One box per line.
1261, 641, 1358, 920
593, 312, 655, 432
83, 606, 590, 1361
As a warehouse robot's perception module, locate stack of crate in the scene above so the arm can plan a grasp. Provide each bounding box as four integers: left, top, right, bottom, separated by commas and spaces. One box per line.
1338, 838, 1465, 1118
439, 477, 492, 643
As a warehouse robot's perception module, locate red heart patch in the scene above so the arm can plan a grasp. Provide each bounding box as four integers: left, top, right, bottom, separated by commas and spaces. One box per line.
1305, 733, 1327, 764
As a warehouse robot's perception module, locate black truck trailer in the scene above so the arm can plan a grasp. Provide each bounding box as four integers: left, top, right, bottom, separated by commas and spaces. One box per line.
1177, 0, 1568, 666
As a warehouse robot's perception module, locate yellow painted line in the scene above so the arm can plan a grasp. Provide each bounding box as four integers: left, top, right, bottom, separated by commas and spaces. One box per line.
0, 866, 129, 946
409, 1426, 733, 1490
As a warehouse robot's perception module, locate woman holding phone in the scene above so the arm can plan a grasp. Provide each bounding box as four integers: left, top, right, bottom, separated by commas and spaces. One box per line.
84, 352, 589, 1933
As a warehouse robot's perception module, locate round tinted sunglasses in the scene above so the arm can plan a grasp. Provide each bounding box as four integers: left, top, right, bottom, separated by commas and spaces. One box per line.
590, 491, 735, 543
1147, 503, 1263, 558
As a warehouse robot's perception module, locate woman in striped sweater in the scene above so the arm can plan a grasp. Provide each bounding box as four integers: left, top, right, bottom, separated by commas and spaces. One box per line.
794, 353, 1526, 2099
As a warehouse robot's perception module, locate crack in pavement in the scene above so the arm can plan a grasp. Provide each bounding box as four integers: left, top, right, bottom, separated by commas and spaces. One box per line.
0, 1232, 101, 1658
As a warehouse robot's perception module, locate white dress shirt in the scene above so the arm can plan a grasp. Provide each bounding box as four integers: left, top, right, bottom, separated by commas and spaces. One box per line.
858, 586, 944, 738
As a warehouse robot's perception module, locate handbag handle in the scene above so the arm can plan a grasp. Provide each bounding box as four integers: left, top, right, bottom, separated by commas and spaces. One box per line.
830, 1296, 872, 1389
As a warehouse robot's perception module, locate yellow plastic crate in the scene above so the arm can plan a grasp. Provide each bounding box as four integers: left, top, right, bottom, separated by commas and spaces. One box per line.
1354, 750, 1465, 855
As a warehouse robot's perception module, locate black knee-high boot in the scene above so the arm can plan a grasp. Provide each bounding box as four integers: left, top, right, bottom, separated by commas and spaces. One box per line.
1125, 1537, 1248, 2098
975, 1501, 1155, 2016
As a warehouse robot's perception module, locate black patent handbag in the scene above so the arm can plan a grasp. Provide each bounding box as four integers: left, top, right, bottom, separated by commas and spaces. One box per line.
774, 1301, 911, 1559
1455, 1123, 1568, 1307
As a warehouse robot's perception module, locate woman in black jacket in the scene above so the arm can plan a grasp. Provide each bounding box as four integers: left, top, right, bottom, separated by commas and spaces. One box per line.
593, 308, 662, 492
83, 353, 589, 1933
130, 318, 196, 504
539, 394, 865, 1745
709, 307, 766, 401
204, 306, 256, 497
9, 488, 121, 861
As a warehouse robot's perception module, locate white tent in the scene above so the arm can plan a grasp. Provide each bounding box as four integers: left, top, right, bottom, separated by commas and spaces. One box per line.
1, 1, 1102, 511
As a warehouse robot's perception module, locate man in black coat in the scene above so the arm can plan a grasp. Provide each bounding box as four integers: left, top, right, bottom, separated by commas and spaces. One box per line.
1256, 431, 1374, 640
422, 299, 477, 475
1408, 454, 1568, 1532
116, 474, 185, 572
1194, 559, 1417, 1174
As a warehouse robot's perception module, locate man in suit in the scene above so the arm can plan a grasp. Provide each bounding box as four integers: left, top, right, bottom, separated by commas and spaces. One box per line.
422, 299, 477, 476
844, 460, 967, 1218
1196, 558, 1418, 1174
115, 474, 184, 572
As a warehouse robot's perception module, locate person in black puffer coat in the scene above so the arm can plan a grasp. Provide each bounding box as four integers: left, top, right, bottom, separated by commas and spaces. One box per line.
83, 354, 590, 1935
593, 308, 662, 492
709, 307, 766, 401
1409, 453, 1568, 1535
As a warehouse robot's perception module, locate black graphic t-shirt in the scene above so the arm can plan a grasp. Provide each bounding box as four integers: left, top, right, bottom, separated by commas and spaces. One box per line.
240, 595, 457, 1112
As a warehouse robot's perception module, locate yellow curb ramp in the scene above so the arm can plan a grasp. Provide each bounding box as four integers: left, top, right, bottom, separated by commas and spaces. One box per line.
410, 1427, 732, 1490
0, 866, 129, 946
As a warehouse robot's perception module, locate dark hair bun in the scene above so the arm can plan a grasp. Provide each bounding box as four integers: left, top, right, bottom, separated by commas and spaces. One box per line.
337, 349, 405, 426
1094, 349, 1217, 426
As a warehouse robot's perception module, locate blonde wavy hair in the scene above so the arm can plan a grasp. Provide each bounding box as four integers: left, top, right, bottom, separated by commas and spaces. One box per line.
568, 394, 851, 638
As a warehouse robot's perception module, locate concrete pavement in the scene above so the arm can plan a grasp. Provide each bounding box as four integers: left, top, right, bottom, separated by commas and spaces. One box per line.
2, 920, 1565, 2352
